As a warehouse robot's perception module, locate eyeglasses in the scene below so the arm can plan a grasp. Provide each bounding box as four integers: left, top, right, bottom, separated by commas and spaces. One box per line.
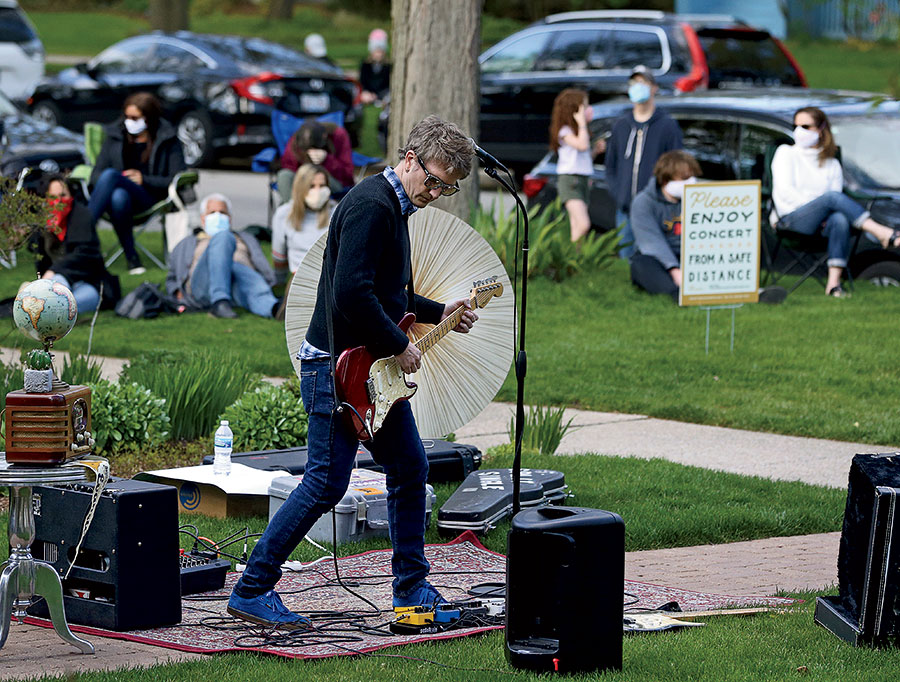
415, 153, 460, 196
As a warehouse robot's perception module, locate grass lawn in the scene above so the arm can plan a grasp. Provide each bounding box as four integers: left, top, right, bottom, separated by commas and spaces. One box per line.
18, 592, 899, 682
784, 38, 900, 95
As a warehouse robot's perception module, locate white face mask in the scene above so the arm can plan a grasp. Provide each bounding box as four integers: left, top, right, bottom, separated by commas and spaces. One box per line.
793, 125, 821, 148
204, 212, 231, 236
304, 186, 331, 211
124, 117, 147, 136
663, 176, 697, 200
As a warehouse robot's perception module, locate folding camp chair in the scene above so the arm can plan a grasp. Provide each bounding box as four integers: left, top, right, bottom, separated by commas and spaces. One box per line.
760, 145, 862, 295
70, 122, 200, 270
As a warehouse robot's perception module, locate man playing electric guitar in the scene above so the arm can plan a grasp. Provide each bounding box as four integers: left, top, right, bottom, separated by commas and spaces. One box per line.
228, 115, 478, 629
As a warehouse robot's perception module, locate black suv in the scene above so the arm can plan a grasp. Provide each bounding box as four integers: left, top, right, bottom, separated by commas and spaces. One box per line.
524, 89, 900, 283
479, 10, 806, 175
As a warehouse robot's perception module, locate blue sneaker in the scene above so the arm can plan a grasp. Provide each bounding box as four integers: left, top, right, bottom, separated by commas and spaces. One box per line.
392, 581, 447, 609
227, 589, 311, 630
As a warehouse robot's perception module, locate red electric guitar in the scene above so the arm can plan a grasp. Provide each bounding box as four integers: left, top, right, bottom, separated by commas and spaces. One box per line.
334, 277, 503, 441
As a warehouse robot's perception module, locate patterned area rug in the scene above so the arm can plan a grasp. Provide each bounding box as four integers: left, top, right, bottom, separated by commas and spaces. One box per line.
26, 532, 800, 659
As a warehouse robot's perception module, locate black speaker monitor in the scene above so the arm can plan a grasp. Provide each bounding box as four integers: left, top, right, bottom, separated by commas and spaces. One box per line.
815, 453, 900, 646
27, 478, 182, 631
505, 506, 624, 674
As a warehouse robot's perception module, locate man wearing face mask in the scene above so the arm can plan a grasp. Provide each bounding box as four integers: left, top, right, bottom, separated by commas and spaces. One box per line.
605, 66, 683, 260
165, 193, 279, 319
629, 150, 702, 301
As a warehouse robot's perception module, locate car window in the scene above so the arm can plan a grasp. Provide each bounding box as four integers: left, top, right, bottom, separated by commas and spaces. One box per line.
677, 117, 739, 180
536, 29, 608, 71
697, 30, 802, 87
196, 35, 336, 75
0, 7, 37, 43
92, 40, 156, 74
481, 32, 551, 74
155, 43, 206, 71
738, 124, 791, 180
607, 30, 663, 70
833, 116, 900, 190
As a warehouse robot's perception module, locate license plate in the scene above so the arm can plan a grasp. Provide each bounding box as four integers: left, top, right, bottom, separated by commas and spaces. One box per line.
300, 93, 330, 113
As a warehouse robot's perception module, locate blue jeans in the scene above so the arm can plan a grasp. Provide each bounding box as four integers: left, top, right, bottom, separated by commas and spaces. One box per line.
189, 231, 277, 317
88, 168, 154, 265
778, 191, 869, 268
49, 273, 100, 314
616, 209, 635, 260
233, 358, 431, 599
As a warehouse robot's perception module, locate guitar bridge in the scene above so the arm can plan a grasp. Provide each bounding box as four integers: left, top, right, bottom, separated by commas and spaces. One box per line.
365, 377, 376, 404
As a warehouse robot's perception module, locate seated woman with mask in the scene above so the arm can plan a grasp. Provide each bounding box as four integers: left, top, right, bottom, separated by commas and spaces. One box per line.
33, 174, 119, 314
629, 150, 701, 301
271, 164, 335, 284
771, 106, 900, 297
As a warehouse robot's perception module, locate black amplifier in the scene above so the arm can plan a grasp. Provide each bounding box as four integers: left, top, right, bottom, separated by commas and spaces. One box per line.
27, 478, 182, 631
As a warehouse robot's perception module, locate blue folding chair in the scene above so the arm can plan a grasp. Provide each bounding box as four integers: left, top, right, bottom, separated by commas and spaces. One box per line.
252, 110, 372, 227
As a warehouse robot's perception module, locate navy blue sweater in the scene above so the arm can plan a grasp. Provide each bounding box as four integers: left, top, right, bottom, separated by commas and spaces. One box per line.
605, 107, 682, 213
306, 173, 444, 357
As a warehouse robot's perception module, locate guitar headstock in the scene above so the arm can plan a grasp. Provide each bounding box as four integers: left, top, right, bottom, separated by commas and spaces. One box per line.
469, 275, 503, 309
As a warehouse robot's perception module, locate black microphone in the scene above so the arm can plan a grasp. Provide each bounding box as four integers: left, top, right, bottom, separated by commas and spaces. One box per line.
470, 139, 509, 173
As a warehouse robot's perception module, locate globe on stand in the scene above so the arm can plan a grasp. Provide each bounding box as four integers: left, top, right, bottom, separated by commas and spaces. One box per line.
13, 279, 77, 351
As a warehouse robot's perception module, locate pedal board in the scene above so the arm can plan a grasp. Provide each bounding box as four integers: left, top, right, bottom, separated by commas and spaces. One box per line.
389, 599, 506, 635
180, 550, 231, 596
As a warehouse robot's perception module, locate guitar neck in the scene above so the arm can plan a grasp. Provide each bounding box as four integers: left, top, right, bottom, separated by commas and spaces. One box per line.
414, 289, 490, 356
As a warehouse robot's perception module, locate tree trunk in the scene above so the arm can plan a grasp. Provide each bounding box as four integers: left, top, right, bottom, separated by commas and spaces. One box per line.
268, 0, 295, 21
149, 0, 190, 32
389, 0, 482, 221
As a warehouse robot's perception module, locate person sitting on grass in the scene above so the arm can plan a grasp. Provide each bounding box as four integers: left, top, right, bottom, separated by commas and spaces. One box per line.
629, 149, 702, 302
165, 193, 279, 319
33, 174, 120, 314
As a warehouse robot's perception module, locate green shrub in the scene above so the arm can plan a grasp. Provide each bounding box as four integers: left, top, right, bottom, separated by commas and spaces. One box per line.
507, 405, 575, 456
122, 349, 261, 441
59, 353, 104, 385
221, 382, 308, 451
88, 380, 170, 455
0, 359, 24, 439
471, 199, 620, 281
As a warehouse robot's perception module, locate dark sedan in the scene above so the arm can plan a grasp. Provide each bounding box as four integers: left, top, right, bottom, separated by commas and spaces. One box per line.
28, 32, 362, 166
0, 88, 84, 182
524, 88, 900, 283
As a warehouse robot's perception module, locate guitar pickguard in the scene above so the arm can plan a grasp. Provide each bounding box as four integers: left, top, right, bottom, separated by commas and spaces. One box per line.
367, 356, 417, 433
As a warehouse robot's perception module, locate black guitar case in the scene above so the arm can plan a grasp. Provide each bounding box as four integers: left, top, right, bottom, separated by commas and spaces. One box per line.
437, 468, 568, 536
202, 439, 482, 484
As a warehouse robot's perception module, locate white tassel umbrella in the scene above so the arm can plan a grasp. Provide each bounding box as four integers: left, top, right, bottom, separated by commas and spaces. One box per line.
284, 207, 515, 438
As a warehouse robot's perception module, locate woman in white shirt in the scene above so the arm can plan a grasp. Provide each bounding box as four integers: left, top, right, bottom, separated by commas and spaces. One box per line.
772, 106, 900, 297
549, 88, 602, 242
271, 164, 335, 283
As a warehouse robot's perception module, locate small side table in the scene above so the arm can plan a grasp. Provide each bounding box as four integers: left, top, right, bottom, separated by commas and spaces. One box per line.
0, 458, 94, 654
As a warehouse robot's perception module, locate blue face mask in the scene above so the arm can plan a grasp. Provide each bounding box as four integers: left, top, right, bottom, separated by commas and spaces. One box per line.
628, 82, 652, 104
204, 212, 231, 236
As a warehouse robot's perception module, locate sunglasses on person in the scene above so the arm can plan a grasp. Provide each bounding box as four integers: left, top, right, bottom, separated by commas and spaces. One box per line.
414, 152, 459, 196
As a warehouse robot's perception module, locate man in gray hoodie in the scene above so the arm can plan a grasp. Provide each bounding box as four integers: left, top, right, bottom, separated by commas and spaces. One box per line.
630, 150, 702, 301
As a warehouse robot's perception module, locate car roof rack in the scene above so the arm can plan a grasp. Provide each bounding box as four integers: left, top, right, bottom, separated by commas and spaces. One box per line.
544, 10, 667, 23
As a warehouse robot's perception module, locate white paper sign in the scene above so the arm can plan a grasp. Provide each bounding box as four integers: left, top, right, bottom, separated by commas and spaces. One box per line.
679, 180, 761, 306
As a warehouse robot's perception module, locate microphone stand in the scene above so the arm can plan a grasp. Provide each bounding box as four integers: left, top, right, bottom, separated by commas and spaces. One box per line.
483, 165, 528, 516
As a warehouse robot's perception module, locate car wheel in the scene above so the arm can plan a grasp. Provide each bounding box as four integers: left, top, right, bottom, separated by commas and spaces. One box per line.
177, 110, 213, 167
31, 100, 63, 128
858, 260, 900, 287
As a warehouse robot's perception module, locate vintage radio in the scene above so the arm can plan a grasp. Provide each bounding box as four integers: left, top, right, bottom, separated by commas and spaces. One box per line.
4, 384, 95, 465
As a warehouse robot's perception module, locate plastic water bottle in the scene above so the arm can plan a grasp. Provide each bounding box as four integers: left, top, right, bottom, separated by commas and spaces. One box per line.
213, 420, 233, 476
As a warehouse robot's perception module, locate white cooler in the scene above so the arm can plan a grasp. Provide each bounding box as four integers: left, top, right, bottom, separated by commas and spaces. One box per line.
268, 468, 436, 544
